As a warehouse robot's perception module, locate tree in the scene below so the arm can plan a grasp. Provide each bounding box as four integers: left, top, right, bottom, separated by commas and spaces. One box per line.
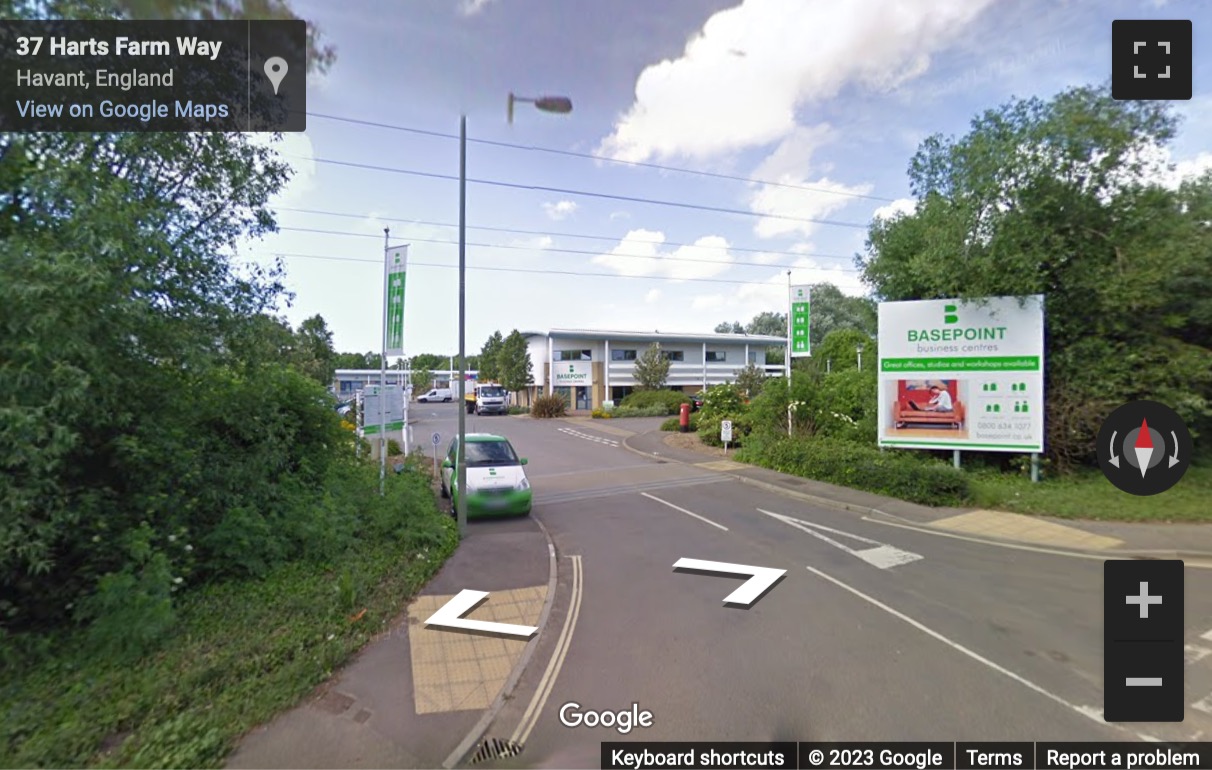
714, 321, 744, 333
0, 0, 343, 636
802, 283, 877, 347
633, 342, 670, 390
858, 83, 1212, 467
478, 331, 504, 382
412, 368, 434, 391
745, 311, 785, 336
734, 362, 767, 399
334, 351, 378, 370
813, 329, 876, 374
294, 314, 335, 384
410, 353, 445, 371
498, 330, 534, 394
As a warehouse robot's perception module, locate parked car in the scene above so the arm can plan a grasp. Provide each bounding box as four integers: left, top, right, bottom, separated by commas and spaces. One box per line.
691, 391, 706, 411
440, 433, 531, 517
418, 388, 453, 402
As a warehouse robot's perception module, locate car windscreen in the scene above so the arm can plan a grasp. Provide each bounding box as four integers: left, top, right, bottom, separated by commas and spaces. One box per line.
479, 387, 505, 397
464, 440, 519, 466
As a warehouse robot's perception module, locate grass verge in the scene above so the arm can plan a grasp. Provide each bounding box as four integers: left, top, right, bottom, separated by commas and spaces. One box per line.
1, 476, 458, 769
968, 463, 1212, 522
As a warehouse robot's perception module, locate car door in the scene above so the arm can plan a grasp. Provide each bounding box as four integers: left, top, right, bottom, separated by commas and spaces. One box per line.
443, 438, 458, 492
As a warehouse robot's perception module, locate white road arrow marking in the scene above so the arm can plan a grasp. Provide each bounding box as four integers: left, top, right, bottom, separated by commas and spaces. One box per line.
424, 589, 538, 638
758, 509, 923, 569
673, 558, 785, 606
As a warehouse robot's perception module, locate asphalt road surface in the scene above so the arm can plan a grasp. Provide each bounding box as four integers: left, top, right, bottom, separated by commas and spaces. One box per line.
407, 404, 1212, 768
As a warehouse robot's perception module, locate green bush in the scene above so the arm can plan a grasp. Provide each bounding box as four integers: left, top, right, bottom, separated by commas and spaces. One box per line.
698, 412, 753, 447
809, 368, 879, 444
387, 439, 402, 455
508, 405, 530, 415
660, 412, 701, 431
610, 405, 669, 418
620, 389, 688, 414
735, 436, 971, 506
531, 394, 567, 418
699, 382, 745, 421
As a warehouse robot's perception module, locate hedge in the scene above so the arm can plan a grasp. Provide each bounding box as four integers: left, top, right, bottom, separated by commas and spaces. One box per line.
735, 436, 971, 507
619, 389, 689, 415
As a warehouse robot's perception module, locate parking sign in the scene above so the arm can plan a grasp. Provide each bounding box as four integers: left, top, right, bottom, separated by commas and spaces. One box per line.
431, 432, 441, 446
720, 420, 733, 442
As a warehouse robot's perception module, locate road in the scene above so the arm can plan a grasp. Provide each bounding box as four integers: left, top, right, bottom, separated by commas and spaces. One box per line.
407, 403, 1212, 768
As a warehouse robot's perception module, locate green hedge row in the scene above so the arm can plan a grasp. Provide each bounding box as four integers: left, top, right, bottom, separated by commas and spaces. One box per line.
735, 435, 971, 507
620, 389, 689, 415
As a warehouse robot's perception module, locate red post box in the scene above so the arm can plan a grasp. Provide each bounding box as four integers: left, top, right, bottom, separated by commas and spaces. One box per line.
679, 402, 691, 432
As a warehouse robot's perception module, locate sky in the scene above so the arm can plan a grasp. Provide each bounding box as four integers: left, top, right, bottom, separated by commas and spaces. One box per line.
239, 0, 1212, 358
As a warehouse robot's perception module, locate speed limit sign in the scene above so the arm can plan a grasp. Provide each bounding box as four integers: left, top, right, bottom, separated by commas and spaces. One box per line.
720, 420, 733, 442
431, 432, 441, 446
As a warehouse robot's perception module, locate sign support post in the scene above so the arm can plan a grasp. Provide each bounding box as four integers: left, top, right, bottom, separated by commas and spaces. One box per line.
378, 229, 389, 495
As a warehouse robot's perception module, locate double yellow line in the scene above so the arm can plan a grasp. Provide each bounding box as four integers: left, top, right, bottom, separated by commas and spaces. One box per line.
511, 554, 583, 746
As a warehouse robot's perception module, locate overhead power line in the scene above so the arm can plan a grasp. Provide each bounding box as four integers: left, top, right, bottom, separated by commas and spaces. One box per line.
273, 205, 855, 262
307, 111, 898, 204
244, 250, 862, 281
284, 153, 873, 230
273, 225, 857, 269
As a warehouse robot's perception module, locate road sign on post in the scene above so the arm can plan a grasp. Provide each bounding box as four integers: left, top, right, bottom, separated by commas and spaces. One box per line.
721, 419, 733, 454
431, 432, 441, 479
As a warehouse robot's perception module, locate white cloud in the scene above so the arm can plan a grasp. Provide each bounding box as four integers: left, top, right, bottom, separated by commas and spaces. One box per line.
750, 176, 872, 239
609, 211, 631, 221
592, 229, 735, 280
744, 125, 874, 239
509, 235, 554, 250
542, 200, 578, 220
872, 197, 917, 221
597, 0, 995, 162
248, 132, 316, 206
645, 289, 662, 304
459, 0, 495, 16
691, 259, 867, 321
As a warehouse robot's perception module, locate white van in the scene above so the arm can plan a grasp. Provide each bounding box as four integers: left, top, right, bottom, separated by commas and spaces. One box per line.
418, 388, 453, 402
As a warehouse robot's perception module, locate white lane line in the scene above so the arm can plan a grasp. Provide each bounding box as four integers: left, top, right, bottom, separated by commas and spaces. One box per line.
1201, 628, 1212, 642
641, 492, 729, 531
557, 428, 620, 447
1186, 644, 1212, 664
512, 554, 583, 746
804, 564, 1159, 742
759, 509, 922, 569
1194, 694, 1212, 715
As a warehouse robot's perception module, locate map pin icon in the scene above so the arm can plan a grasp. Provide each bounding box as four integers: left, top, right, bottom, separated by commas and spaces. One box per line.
264, 57, 288, 95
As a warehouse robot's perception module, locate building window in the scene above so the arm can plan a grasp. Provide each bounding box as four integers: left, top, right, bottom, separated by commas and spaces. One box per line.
555, 349, 592, 361
610, 386, 634, 402
747, 351, 758, 364
706, 350, 727, 362
661, 350, 684, 362
611, 349, 637, 361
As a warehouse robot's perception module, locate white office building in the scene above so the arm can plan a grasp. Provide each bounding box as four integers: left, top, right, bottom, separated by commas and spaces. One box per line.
519, 328, 788, 411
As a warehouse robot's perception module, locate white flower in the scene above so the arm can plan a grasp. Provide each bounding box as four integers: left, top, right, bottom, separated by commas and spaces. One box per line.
173, 577, 184, 584
327, 633, 335, 641
168, 535, 176, 542
185, 544, 193, 552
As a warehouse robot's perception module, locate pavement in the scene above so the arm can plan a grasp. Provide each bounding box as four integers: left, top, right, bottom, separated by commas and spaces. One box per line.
226, 409, 1212, 769
618, 427, 1212, 563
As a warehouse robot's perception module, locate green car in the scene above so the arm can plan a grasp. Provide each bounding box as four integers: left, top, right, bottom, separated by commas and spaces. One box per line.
440, 433, 532, 517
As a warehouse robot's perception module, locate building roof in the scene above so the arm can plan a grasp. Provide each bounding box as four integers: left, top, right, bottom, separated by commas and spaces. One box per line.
520, 328, 787, 345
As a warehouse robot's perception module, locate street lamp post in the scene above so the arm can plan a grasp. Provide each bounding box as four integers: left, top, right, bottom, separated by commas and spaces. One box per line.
856, 343, 865, 372
456, 93, 572, 537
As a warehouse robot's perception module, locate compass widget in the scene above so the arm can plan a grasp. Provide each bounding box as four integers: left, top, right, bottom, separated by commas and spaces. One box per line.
1097, 400, 1192, 496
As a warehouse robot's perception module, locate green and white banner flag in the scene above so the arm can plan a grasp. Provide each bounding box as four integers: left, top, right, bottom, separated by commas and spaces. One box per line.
790, 285, 811, 357
385, 245, 408, 357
